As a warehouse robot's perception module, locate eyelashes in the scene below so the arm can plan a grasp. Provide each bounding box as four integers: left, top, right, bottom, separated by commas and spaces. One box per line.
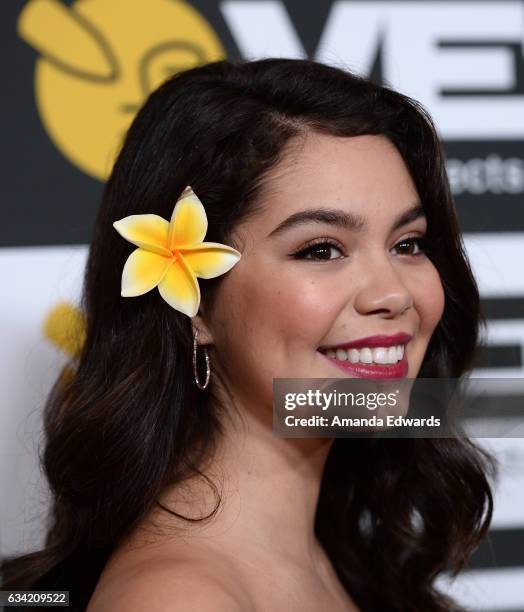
290, 236, 432, 261
291, 239, 343, 261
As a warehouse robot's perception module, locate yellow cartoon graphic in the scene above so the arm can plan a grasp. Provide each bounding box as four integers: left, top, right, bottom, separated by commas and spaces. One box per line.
43, 302, 86, 360
43, 302, 87, 394
17, 0, 226, 181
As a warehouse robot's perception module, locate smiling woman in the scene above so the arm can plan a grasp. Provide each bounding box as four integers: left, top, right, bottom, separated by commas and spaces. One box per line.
1, 58, 494, 612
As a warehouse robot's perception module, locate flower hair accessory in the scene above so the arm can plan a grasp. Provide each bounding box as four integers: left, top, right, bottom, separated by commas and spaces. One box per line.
113, 186, 241, 317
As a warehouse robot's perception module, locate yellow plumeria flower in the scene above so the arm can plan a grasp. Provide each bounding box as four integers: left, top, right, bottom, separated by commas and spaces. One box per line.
113, 186, 241, 317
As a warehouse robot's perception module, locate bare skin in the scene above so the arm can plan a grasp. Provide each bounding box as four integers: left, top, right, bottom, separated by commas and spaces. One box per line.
88, 133, 445, 611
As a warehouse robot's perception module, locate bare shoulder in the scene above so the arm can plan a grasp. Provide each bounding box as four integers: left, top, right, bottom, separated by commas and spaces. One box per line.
87, 559, 254, 612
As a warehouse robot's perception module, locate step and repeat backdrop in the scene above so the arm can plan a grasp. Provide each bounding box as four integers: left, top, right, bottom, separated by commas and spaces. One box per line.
1, 1, 523, 609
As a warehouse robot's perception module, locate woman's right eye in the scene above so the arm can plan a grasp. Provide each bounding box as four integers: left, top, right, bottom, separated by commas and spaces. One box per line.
292, 241, 344, 261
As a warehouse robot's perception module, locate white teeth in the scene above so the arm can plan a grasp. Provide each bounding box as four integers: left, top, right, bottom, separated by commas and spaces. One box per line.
322, 344, 405, 365
348, 349, 360, 363
372, 347, 388, 364
336, 348, 348, 361
360, 348, 373, 363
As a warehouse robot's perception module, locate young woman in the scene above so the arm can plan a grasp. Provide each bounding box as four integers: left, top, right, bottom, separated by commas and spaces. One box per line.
1, 58, 494, 611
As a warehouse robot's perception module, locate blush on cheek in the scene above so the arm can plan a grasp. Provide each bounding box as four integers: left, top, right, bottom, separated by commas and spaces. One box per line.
295, 276, 344, 314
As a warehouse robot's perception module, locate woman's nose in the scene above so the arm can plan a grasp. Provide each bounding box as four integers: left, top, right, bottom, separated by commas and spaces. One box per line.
352, 258, 413, 318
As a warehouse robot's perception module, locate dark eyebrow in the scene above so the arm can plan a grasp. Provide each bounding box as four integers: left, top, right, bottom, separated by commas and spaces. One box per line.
266, 202, 425, 239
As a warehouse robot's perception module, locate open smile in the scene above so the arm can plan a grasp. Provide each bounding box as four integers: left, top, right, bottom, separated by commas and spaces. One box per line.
317, 334, 412, 379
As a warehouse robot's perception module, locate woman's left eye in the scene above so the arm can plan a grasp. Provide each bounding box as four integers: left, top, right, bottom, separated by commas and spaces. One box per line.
392, 237, 428, 256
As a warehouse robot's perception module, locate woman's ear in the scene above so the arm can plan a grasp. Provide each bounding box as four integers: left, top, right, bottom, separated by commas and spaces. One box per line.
192, 311, 214, 345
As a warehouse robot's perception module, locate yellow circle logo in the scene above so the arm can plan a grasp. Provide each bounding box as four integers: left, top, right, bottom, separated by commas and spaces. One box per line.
18, 0, 226, 181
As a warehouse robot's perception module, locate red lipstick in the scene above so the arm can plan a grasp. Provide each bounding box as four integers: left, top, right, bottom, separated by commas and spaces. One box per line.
319, 332, 412, 351
318, 332, 412, 380
319, 350, 409, 379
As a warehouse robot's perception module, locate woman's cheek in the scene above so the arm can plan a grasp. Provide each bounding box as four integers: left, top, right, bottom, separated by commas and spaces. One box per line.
415, 263, 446, 332
284, 274, 342, 323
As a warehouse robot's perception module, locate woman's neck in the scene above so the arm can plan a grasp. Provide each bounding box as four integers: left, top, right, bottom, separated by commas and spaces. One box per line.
155, 406, 334, 572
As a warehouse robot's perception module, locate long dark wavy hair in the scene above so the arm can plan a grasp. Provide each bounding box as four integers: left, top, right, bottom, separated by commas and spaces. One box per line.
2, 58, 495, 611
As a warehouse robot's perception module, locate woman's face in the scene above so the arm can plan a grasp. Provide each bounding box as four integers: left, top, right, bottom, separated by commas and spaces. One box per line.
202, 133, 445, 412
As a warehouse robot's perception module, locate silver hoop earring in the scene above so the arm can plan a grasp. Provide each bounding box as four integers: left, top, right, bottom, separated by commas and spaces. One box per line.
192, 328, 210, 391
